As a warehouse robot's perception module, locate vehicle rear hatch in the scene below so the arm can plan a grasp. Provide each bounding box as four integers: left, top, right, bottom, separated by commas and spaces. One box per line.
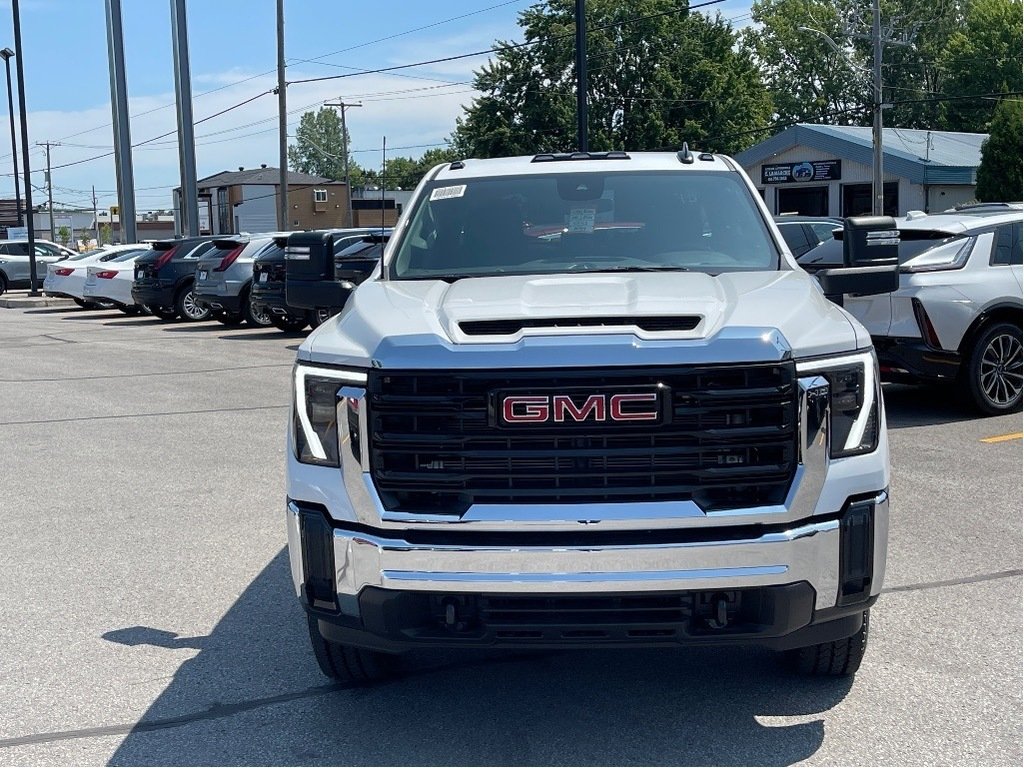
253, 236, 288, 288
134, 241, 178, 282
194, 238, 247, 291
333, 234, 389, 286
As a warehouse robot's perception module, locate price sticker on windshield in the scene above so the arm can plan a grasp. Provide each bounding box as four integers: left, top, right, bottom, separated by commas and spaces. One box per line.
568, 207, 596, 233
430, 184, 466, 201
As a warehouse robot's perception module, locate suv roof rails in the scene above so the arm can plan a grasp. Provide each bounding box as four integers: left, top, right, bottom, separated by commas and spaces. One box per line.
531, 150, 631, 163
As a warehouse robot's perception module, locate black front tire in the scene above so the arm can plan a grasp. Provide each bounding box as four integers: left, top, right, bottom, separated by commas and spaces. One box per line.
175, 285, 212, 322
0, 272, 7, 296
787, 610, 869, 677
306, 616, 398, 684
308, 308, 333, 328
961, 322, 1023, 415
244, 295, 274, 327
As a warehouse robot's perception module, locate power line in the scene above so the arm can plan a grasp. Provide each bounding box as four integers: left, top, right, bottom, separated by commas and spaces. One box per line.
285, 0, 729, 86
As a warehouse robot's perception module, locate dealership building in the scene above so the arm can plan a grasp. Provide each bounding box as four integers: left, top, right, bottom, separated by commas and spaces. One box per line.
735, 124, 987, 217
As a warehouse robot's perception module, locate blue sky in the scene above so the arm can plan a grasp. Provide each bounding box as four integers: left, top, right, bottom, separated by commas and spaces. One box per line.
0, 0, 752, 212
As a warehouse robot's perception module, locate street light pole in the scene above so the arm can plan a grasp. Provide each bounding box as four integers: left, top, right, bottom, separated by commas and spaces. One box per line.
38, 140, 58, 240
11, 0, 37, 294
0, 49, 21, 227
170, 0, 199, 237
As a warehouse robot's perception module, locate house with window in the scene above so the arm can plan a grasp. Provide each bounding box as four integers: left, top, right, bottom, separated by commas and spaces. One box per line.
736, 124, 987, 218
173, 166, 351, 235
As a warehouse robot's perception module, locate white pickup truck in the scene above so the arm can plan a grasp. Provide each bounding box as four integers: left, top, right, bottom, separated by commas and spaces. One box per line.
286, 150, 892, 682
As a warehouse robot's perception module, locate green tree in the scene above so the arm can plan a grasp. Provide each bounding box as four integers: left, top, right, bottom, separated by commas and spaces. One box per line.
452, 0, 773, 157
743, 0, 869, 127
939, 0, 1023, 132
383, 147, 459, 189
99, 223, 111, 245
974, 99, 1023, 200
288, 107, 373, 185
56, 225, 71, 247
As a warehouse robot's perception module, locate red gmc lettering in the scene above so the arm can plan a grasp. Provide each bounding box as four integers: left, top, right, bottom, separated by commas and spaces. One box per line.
552, 394, 606, 422
503, 396, 550, 422
609, 392, 660, 421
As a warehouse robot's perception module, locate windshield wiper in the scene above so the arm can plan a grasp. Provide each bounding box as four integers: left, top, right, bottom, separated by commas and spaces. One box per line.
584, 265, 690, 273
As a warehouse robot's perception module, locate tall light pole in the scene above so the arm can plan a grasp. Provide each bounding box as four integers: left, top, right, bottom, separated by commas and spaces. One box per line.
170, 0, 199, 236
276, 0, 288, 231
324, 99, 361, 227
0, 48, 21, 227
11, 0, 37, 293
38, 140, 58, 239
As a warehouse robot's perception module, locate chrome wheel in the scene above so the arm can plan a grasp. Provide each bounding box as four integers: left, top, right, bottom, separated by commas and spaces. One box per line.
180, 289, 210, 321
979, 331, 1023, 407
247, 300, 273, 327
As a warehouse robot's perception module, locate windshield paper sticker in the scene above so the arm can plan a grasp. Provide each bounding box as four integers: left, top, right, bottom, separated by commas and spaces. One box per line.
568, 208, 597, 233
430, 184, 467, 201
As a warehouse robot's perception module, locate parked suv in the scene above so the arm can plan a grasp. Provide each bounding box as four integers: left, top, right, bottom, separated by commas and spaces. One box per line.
251, 235, 312, 332
192, 235, 278, 326
131, 236, 218, 321
801, 211, 1023, 413
0, 239, 75, 294
288, 151, 893, 684
774, 216, 843, 257
283, 228, 391, 328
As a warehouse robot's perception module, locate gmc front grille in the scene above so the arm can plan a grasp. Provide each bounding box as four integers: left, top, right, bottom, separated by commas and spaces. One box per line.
366, 364, 798, 513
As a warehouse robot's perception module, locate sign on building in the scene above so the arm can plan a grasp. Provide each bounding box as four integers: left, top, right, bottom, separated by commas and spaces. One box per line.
762, 160, 841, 184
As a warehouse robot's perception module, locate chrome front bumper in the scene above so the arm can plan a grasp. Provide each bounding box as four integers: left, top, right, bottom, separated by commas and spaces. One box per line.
287, 491, 888, 612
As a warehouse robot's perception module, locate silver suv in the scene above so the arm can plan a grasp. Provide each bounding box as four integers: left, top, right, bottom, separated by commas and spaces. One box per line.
0, 239, 76, 294
840, 212, 1022, 414
193, 235, 282, 326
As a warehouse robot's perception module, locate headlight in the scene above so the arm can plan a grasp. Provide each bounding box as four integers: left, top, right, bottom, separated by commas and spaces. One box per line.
292, 364, 366, 466
900, 237, 974, 273
798, 350, 880, 458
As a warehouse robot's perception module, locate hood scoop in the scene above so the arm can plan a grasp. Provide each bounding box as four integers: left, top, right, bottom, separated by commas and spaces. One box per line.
459, 315, 702, 336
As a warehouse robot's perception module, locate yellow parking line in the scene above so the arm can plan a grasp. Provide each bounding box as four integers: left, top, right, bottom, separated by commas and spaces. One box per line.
980, 432, 1023, 444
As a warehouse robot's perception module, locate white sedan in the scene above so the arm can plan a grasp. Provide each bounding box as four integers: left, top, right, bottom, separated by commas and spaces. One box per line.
82, 247, 153, 313
44, 244, 149, 308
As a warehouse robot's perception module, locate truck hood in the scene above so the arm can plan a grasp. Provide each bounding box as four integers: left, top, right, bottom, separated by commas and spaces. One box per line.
301, 270, 866, 369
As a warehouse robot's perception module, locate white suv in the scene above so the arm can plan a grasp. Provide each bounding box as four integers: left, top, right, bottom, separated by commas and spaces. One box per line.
844, 212, 1023, 414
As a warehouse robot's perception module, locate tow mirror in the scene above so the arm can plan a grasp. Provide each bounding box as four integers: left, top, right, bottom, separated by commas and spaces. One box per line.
818, 216, 899, 304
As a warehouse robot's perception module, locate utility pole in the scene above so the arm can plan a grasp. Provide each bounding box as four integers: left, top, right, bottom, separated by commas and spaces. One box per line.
799, 10, 916, 217
870, 0, 883, 216
276, 0, 288, 231
170, 0, 199, 236
324, 99, 361, 227
574, 0, 588, 151
92, 185, 99, 247
38, 141, 58, 240
104, 0, 137, 243
11, 0, 37, 293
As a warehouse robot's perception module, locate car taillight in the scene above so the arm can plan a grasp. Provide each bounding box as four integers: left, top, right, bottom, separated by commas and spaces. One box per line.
54, 268, 75, 276
96, 270, 118, 279
153, 246, 178, 269
214, 245, 244, 272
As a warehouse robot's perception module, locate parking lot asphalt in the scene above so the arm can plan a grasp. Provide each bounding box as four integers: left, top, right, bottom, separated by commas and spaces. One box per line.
0, 304, 1021, 767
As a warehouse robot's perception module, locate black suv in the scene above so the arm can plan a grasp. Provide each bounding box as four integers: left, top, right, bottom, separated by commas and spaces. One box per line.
258, 228, 388, 331
131, 236, 219, 321
250, 235, 308, 332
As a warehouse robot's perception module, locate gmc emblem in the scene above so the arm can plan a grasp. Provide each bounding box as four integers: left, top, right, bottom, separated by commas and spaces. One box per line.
498, 391, 665, 425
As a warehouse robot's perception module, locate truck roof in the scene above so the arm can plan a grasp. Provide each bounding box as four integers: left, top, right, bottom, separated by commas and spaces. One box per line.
431, 151, 735, 181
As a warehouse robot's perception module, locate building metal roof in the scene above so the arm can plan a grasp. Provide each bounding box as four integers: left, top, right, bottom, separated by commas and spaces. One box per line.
735, 124, 987, 185
195, 167, 341, 188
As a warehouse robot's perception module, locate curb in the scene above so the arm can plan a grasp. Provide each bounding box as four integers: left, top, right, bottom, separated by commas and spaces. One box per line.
0, 296, 74, 308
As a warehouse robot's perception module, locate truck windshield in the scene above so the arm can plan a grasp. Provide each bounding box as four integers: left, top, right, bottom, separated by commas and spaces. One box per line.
390, 171, 779, 279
